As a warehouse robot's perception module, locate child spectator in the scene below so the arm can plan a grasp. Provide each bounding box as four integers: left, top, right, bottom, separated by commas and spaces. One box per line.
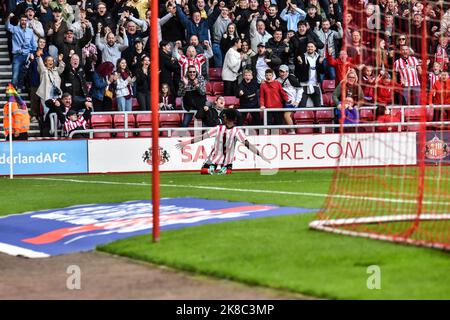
238, 69, 261, 125
159, 83, 175, 111
376, 72, 397, 106
375, 105, 401, 132
336, 97, 359, 132
429, 62, 442, 90
197, 95, 227, 127
260, 68, 289, 126
64, 105, 92, 139
360, 65, 378, 104
429, 71, 450, 121
277, 64, 301, 134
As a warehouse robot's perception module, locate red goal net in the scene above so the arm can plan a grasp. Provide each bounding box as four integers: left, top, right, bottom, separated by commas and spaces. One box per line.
310, 0, 450, 251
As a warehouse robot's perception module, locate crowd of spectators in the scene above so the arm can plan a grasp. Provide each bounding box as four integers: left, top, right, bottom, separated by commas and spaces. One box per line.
4, 0, 450, 137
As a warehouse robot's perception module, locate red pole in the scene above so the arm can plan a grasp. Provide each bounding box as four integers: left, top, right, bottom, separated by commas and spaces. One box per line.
414, 14, 429, 233
150, 0, 160, 242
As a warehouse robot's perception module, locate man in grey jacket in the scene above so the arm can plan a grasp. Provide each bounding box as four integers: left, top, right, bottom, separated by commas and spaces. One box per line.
314, 19, 343, 81
95, 25, 129, 67
211, 6, 232, 67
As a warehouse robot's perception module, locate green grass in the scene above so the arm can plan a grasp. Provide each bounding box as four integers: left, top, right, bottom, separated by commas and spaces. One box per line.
1, 170, 450, 299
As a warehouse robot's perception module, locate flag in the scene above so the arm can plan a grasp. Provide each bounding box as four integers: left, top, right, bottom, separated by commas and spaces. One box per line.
6, 83, 27, 110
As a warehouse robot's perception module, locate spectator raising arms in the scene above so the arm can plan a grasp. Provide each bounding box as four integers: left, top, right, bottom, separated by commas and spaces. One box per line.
176, 109, 269, 175
178, 65, 207, 128
36, 52, 65, 117
297, 41, 325, 108
64, 105, 92, 139
95, 26, 129, 66
7, 13, 37, 91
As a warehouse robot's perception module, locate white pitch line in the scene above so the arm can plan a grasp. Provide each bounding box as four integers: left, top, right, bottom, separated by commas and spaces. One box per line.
22, 177, 450, 206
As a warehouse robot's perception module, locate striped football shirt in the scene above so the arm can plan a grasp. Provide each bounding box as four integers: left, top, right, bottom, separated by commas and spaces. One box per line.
394, 56, 421, 87
205, 125, 247, 166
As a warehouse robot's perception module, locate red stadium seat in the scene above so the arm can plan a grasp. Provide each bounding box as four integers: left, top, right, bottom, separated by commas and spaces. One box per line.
114, 114, 136, 138
111, 98, 117, 111
322, 80, 336, 93
206, 82, 213, 95
391, 107, 402, 118
136, 113, 153, 137
175, 97, 183, 109
426, 106, 434, 121
404, 108, 422, 132
359, 109, 375, 132
207, 95, 216, 103
294, 110, 315, 134
224, 96, 239, 107
131, 98, 140, 111
160, 113, 181, 137
315, 109, 335, 133
209, 68, 222, 81
91, 114, 113, 138
212, 82, 224, 95
322, 93, 334, 107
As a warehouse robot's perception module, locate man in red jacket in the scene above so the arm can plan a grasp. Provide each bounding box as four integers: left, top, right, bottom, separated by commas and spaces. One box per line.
429, 71, 450, 121
375, 72, 397, 106
326, 47, 354, 84
260, 68, 289, 126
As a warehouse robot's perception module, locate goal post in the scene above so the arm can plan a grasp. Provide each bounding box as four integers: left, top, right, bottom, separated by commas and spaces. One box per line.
310, 2, 450, 251
150, 0, 160, 242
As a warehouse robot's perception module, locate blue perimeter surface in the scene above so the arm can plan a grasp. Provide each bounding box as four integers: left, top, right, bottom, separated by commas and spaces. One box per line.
0, 198, 317, 257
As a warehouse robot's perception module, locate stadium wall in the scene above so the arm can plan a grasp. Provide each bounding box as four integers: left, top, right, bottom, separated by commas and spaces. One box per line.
0, 140, 88, 175
0, 133, 417, 175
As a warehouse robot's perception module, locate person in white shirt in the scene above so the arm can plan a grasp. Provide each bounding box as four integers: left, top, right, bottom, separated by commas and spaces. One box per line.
277, 64, 302, 134
26, 7, 44, 43
222, 38, 244, 96
249, 13, 272, 52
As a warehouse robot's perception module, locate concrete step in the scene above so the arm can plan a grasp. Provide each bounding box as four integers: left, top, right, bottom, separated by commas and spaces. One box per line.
0, 71, 12, 79
0, 38, 6, 44
0, 65, 12, 71
0, 92, 29, 98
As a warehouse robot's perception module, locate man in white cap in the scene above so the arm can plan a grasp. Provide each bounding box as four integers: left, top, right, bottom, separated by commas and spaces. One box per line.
277, 64, 302, 134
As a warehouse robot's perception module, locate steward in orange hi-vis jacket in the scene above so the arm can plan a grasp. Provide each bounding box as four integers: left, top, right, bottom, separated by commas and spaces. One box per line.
3, 102, 30, 140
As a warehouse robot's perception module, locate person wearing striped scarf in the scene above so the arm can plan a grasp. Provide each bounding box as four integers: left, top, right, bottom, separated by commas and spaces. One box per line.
63, 103, 92, 138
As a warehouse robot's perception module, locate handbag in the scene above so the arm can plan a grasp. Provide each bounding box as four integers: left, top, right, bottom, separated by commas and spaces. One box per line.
104, 86, 113, 99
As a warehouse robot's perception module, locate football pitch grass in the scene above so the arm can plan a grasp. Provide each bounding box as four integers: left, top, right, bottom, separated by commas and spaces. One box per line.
1, 170, 450, 299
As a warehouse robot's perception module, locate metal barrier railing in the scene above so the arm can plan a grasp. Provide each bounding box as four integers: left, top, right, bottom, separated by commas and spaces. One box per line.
67, 121, 450, 139
2, 104, 450, 139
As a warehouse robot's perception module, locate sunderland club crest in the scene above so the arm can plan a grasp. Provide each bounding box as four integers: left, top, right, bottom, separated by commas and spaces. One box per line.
425, 136, 449, 160
143, 147, 170, 165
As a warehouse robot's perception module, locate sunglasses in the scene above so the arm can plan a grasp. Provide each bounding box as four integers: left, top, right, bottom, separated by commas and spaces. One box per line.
399, 38, 406, 40
188, 71, 196, 74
